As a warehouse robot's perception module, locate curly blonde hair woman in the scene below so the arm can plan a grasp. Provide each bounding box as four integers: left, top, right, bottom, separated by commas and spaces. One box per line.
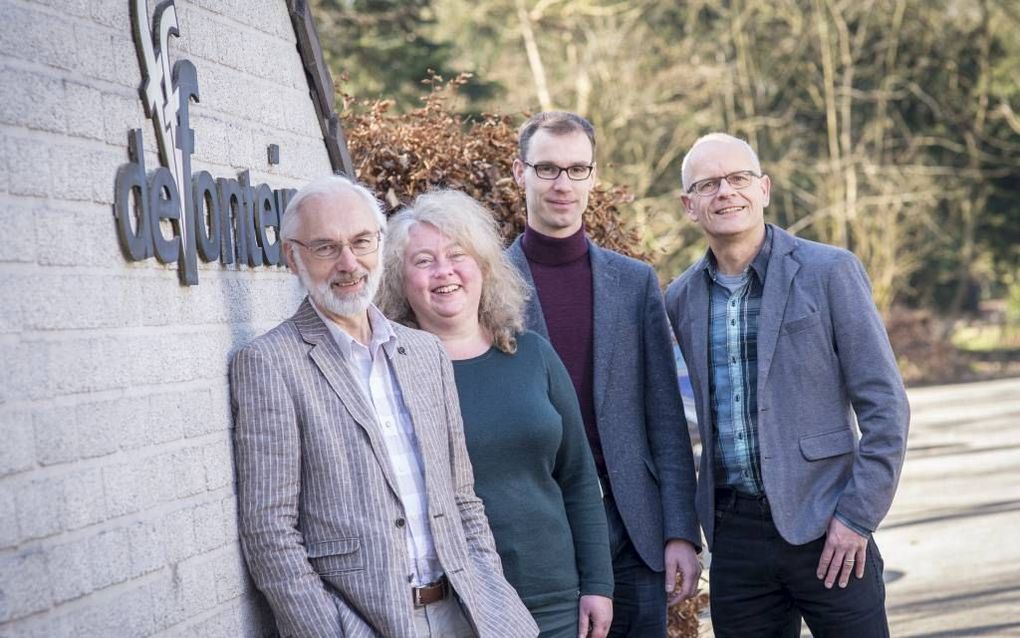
377, 189, 528, 354
378, 189, 614, 638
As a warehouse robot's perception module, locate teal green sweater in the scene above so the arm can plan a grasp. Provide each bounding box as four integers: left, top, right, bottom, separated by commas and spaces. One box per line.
452, 331, 613, 607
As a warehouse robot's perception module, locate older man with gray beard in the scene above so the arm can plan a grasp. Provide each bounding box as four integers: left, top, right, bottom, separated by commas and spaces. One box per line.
230, 174, 537, 638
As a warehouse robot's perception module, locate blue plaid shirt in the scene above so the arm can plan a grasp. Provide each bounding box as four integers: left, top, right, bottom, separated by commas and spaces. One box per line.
704, 226, 872, 536
706, 227, 772, 496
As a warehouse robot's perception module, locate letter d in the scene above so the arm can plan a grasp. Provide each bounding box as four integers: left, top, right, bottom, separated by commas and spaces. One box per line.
113, 129, 153, 261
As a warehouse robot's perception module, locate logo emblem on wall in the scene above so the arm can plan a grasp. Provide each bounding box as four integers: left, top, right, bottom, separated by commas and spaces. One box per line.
114, 0, 293, 285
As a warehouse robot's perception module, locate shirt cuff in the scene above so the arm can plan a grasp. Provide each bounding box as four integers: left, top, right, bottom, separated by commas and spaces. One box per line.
834, 512, 873, 538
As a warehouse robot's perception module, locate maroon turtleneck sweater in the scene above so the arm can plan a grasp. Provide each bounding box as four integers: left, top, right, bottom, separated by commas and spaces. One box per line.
521, 225, 606, 478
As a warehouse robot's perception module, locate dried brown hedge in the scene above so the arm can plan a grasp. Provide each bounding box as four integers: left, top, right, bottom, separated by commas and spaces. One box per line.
341, 73, 648, 261
670, 590, 710, 638
341, 73, 705, 638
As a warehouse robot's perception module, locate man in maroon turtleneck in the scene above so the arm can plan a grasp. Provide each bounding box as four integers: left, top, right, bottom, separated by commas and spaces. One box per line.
507, 112, 701, 637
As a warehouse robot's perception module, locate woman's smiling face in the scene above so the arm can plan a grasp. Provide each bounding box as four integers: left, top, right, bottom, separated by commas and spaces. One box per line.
402, 222, 484, 333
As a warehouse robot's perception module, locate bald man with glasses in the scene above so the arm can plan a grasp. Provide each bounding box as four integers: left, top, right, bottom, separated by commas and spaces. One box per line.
666, 133, 909, 637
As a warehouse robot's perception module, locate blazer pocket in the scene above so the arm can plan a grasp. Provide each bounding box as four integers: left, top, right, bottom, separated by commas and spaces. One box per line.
307, 537, 364, 575
781, 312, 821, 335
799, 429, 855, 461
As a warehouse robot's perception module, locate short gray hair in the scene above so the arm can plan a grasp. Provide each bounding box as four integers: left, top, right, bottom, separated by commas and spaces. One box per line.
377, 189, 528, 354
681, 133, 762, 191
280, 174, 386, 241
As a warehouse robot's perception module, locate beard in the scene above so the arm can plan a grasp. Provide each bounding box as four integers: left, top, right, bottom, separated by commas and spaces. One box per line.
292, 251, 382, 318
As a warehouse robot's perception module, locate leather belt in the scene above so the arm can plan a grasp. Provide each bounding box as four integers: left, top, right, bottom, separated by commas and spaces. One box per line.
412, 575, 449, 607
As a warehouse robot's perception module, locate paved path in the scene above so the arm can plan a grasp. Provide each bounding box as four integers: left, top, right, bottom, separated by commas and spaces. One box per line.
882, 377, 1020, 637
696, 377, 1020, 637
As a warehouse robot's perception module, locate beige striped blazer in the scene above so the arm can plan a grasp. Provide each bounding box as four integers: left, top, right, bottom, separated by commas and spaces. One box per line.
231, 299, 538, 637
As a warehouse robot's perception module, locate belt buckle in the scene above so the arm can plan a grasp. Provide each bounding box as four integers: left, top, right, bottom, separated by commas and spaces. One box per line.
412, 576, 446, 608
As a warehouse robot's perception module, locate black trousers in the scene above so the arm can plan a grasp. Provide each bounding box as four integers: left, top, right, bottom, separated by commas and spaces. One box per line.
710, 489, 889, 638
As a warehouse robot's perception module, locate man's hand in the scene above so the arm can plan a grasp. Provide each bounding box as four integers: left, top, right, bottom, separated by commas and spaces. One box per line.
577, 594, 613, 638
816, 517, 868, 589
664, 538, 701, 605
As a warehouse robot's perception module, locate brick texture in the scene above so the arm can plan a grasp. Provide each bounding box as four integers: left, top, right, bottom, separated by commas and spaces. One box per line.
0, 0, 330, 635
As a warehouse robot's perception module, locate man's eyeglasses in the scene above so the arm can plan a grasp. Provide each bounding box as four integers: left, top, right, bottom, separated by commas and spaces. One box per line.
524, 162, 595, 181
289, 231, 381, 260
687, 170, 762, 197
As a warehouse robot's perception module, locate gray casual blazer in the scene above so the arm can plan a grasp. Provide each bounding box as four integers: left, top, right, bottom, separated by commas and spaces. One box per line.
507, 236, 701, 570
230, 299, 538, 638
665, 225, 910, 549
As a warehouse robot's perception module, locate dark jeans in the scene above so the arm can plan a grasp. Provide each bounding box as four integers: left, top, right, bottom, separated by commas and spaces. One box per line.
604, 495, 667, 638
710, 489, 889, 638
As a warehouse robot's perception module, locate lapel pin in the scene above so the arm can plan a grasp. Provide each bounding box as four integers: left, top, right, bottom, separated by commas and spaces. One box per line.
397, 346, 407, 355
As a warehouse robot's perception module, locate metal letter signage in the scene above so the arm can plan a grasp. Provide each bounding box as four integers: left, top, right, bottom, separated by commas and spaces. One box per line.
114, 0, 295, 285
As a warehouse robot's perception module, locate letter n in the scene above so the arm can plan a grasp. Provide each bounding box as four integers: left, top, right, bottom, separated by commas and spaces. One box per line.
217, 178, 246, 265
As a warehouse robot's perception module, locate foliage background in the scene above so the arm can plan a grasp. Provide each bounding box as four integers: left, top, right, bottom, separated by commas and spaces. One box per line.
313, 3, 1019, 634
314, 0, 1020, 384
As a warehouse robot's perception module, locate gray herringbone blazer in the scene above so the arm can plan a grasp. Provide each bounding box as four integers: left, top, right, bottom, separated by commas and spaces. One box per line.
665, 225, 910, 549
231, 299, 538, 638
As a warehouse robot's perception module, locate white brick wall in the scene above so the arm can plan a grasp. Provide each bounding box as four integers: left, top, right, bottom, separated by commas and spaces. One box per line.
0, 0, 334, 634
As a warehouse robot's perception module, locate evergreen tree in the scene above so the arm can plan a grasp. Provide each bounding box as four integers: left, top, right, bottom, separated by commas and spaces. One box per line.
312, 0, 496, 110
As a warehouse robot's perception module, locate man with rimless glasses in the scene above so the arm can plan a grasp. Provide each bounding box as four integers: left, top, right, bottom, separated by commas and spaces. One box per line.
231, 175, 537, 637
507, 112, 702, 637
666, 133, 909, 637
